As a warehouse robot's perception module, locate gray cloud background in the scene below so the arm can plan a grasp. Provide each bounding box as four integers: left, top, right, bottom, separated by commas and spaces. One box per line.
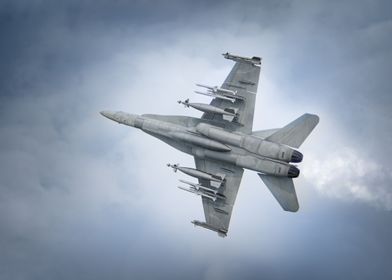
1, 0, 392, 279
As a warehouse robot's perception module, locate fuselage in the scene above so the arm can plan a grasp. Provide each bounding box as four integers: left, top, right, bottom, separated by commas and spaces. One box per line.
100, 111, 301, 178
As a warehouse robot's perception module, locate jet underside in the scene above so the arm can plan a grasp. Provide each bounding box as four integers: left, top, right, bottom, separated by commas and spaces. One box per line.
101, 53, 319, 237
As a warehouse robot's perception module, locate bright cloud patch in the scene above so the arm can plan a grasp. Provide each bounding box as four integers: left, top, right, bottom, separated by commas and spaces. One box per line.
303, 148, 392, 210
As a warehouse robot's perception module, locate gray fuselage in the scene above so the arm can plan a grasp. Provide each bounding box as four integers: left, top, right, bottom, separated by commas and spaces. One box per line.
100, 111, 301, 178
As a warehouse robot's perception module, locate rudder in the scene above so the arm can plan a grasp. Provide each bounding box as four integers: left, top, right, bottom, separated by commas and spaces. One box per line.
258, 174, 299, 212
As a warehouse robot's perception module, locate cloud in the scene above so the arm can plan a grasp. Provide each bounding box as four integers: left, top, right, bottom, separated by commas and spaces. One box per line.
303, 147, 392, 210
1, 0, 392, 279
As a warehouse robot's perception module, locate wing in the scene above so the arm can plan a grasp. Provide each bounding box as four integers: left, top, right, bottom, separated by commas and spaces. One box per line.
193, 157, 244, 237
201, 59, 261, 134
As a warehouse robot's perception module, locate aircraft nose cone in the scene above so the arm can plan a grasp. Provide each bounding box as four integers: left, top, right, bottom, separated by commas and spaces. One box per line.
100, 110, 116, 119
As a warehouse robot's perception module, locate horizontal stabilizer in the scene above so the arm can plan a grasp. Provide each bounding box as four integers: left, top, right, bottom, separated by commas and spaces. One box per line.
258, 174, 299, 212
265, 114, 319, 148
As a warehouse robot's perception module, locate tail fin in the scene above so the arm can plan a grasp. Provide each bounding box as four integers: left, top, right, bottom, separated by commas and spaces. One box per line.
252, 128, 279, 139
265, 113, 319, 148
258, 174, 299, 212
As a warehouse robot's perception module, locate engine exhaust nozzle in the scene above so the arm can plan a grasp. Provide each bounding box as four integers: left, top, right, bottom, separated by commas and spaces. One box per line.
288, 165, 300, 178
290, 150, 303, 163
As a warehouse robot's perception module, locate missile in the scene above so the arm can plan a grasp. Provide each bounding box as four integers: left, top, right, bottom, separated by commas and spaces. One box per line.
167, 164, 225, 184
194, 91, 236, 103
222, 52, 261, 66
194, 84, 244, 103
191, 220, 227, 237
178, 186, 217, 201
179, 179, 220, 194
180, 180, 226, 200
177, 99, 238, 117
195, 83, 217, 91
195, 84, 237, 95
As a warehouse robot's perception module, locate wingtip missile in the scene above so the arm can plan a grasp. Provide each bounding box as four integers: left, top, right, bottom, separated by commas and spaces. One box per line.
222, 52, 262, 65
191, 220, 227, 237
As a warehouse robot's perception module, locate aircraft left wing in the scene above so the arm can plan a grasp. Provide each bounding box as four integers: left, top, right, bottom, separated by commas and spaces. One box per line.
201, 54, 261, 134
193, 157, 244, 237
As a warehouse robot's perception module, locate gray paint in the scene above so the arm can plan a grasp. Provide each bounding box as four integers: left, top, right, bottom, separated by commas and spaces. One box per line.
101, 53, 319, 236
1, 1, 392, 279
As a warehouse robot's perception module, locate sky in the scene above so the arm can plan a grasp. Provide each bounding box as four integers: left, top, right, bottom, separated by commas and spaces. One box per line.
0, 0, 392, 279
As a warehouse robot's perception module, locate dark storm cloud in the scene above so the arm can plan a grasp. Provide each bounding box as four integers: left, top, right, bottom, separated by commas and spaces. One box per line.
1, 0, 392, 279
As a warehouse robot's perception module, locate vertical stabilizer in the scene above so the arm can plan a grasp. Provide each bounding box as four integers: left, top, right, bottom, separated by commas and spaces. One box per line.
265, 114, 319, 148
258, 174, 299, 212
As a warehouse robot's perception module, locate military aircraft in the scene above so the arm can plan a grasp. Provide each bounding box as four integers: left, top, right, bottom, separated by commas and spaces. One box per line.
100, 53, 319, 237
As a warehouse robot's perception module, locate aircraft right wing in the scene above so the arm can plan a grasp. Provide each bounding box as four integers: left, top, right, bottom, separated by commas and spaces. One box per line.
201, 54, 261, 134
192, 157, 244, 237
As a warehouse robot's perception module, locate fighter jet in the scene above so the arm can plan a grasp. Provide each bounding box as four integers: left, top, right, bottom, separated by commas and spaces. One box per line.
100, 53, 319, 237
